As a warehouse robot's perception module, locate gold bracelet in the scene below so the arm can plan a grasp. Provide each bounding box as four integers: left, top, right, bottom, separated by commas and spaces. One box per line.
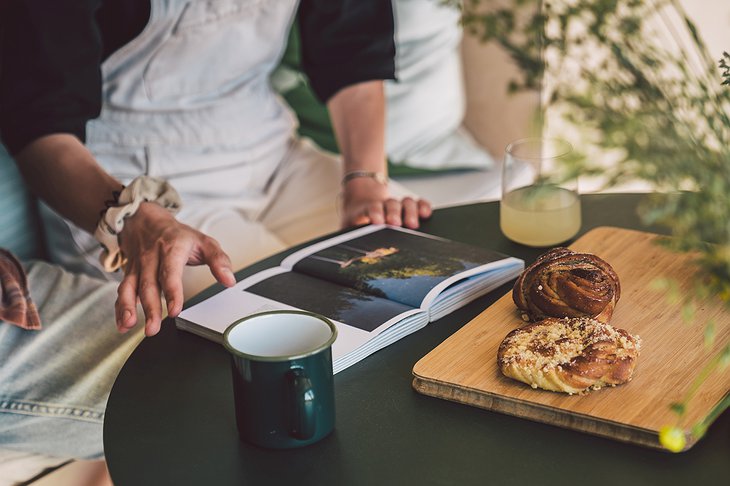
341, 170, 388, 186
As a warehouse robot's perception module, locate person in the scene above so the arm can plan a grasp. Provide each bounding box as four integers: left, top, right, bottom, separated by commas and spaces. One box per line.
0, 248, 144, 484
0, 0, 432, 341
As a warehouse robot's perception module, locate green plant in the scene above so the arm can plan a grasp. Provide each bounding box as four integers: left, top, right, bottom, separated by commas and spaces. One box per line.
454, 0, 729, 451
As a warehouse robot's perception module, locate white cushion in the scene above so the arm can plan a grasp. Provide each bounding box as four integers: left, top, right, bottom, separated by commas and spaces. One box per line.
393, 167, 502, 209
386, 0, 494, 171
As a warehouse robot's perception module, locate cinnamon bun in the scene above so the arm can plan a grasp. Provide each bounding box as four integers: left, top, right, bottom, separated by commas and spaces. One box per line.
513, 248, 620, 323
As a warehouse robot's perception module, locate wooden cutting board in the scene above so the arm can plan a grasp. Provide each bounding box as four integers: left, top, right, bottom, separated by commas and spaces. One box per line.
413, 226, 729, 450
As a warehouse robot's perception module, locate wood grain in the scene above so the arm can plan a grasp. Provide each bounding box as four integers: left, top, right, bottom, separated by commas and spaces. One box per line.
413, 227, 729, 450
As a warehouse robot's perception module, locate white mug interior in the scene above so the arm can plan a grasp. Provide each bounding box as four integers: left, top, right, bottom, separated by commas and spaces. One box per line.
225, 312, 334, 359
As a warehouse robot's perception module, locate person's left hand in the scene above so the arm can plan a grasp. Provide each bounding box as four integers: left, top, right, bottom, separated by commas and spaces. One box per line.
340, 176, 432, 229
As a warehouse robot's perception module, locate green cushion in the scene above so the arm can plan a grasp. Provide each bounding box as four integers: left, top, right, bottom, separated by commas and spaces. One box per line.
0, 145, 44, 260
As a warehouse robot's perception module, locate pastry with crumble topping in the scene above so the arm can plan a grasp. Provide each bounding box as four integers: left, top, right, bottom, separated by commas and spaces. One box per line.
497, 317, 641, 394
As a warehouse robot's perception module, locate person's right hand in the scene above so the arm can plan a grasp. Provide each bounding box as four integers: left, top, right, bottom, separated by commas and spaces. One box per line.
114, 202, 236, 336
12, 134, 234, 336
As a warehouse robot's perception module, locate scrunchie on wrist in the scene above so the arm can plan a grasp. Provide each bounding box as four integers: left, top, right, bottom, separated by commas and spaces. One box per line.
94, 175, 182, 272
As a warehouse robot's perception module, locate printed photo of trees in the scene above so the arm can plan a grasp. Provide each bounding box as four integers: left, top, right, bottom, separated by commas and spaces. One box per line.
292, 228, 504, 308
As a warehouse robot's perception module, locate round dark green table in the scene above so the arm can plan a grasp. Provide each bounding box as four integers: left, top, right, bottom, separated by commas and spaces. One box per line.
104, 194, 729, 485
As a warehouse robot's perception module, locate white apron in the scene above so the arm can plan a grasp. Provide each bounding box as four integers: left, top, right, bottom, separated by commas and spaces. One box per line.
41, 0, 344, 297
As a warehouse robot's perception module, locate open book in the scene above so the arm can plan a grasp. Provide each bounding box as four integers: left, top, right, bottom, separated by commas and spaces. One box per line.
176, 225, 524, 374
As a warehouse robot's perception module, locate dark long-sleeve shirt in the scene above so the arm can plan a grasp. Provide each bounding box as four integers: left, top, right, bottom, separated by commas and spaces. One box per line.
0, 0, 395, 155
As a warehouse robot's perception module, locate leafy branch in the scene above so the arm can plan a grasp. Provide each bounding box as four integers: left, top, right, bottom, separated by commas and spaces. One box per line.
453, 0, 730, 450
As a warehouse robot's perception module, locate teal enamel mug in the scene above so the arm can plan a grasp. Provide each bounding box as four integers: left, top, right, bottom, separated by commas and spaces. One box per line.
222, 310, 337, 449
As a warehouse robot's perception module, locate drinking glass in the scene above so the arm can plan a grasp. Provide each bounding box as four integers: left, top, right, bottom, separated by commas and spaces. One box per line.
500, 138, 581, 247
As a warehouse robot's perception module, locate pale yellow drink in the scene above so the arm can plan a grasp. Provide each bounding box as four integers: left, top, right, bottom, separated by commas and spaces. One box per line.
500, 185, 581, 247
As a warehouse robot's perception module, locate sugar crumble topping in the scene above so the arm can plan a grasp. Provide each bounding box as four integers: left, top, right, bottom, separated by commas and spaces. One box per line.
500, 317, 641, 373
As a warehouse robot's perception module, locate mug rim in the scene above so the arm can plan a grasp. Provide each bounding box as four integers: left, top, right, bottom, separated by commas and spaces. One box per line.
222, 310, 338, 362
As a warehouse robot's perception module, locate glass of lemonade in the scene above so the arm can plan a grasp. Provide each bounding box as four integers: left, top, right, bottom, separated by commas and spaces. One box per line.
500, 138, 581, 247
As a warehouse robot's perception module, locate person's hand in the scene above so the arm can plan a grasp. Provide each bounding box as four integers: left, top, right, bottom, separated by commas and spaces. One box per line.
341, 176, 432, 229
114, 202, 236, 336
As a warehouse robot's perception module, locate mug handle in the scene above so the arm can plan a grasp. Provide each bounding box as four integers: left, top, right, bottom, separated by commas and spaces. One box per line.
286, 367, 316, 440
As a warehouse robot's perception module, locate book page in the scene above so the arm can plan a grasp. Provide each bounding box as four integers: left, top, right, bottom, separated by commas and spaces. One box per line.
282, 225, 517, 309
243, 270, 420, 335
176, 267, 425, 371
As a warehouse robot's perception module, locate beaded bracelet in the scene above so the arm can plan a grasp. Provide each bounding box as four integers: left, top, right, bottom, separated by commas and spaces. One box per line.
93, 175, 182, 272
